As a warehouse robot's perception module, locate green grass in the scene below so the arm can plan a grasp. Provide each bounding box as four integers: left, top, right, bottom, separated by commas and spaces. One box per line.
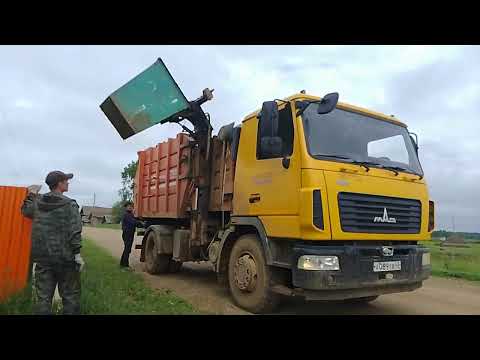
421, 241, 480, 282
0, 284, 34, 315
0, 238, 196, 315
80, 238, 196, 314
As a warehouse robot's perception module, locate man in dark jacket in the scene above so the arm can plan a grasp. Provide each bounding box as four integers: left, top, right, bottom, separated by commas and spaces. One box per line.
21, 171, 84, 315
120, 201, 142, 268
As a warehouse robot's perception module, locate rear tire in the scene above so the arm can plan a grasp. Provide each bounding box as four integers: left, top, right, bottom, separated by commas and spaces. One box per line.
144, 231, 170, 274
228, 234, 279, 314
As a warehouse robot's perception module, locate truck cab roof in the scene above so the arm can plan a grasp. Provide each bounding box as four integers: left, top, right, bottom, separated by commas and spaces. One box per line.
243, 93, 407, 128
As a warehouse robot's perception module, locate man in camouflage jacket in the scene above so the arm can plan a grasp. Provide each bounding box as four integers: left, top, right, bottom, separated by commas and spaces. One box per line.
21, 171, 84, 315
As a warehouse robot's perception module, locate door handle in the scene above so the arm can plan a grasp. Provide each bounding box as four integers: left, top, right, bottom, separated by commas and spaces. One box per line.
249, 194, 261, 203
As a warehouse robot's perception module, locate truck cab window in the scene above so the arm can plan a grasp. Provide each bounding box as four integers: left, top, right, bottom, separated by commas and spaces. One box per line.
367, 134, 409, 164
257, 104, 294, 159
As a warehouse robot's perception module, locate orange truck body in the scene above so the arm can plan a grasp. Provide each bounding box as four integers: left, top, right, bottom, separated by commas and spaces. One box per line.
134, 133, 236, 219
0, 186, 32, 302
134, 133, 192, 219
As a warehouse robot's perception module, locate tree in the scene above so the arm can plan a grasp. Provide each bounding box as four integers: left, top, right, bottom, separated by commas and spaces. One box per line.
113, 160, 138, 223
112, 200, 125, 224
119, 160, 138, 202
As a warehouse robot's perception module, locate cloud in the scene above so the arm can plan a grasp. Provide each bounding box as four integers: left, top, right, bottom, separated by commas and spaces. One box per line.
0, 45, 478, 231
14, 99, 34, 109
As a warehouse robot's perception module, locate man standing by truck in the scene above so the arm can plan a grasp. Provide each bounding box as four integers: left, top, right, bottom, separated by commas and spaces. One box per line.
120, 201, 142, 268
21, 171, 84, 315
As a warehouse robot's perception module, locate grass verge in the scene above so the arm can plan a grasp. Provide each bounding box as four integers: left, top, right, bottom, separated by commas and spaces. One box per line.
421, 241, 480, 282
0, 285, 33, 315
0, 238, 196, 315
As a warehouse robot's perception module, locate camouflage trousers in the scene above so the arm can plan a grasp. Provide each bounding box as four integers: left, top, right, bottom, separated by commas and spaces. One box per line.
33, 262, 81, 315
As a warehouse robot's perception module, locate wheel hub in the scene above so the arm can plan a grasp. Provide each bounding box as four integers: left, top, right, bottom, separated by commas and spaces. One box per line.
234, 254, 258, 292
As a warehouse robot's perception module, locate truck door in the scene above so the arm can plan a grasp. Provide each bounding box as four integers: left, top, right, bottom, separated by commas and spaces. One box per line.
233, 102, 301, 238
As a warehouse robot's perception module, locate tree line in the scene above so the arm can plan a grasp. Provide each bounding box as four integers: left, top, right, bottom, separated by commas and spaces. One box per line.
432, 230, 480, 240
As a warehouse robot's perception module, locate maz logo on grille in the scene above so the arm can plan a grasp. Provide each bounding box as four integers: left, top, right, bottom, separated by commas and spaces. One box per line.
374, 208, 397, 224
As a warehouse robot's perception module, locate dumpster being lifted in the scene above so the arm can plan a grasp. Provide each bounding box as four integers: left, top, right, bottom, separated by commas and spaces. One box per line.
100, 58, 433, 313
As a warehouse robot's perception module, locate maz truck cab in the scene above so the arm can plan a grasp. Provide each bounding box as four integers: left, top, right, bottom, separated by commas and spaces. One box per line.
228, 92, 433, 307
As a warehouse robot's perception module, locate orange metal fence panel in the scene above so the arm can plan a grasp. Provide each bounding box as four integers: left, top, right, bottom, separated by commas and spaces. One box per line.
0, 186, 32, 302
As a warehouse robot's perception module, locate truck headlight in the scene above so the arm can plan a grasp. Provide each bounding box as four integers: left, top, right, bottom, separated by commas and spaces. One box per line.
297, 255, 340, 271
422, 252, 431, 266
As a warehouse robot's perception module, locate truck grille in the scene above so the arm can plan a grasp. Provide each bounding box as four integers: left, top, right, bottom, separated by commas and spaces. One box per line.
338, 192, 422, 234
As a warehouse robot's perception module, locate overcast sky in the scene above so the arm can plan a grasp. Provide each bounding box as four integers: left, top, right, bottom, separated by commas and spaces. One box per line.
0, 45, 478, 232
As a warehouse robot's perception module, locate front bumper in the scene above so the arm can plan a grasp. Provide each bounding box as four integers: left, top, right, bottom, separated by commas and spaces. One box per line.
286, 243, 431, 301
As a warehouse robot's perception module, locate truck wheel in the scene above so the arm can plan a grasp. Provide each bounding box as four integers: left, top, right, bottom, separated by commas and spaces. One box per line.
344, 296, 379, 304
228, 234, 279, 314
144, 231, 170, 274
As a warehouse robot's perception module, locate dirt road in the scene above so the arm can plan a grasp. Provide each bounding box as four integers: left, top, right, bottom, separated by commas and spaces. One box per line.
84, 227, 480, 315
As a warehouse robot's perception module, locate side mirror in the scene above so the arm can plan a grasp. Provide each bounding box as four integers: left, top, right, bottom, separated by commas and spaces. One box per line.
317, 92, 339, 114
260, 137, 283, 158
258, 101, 279, 138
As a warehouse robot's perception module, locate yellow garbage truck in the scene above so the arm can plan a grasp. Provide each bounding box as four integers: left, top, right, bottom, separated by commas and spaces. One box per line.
100, 58, 433, 313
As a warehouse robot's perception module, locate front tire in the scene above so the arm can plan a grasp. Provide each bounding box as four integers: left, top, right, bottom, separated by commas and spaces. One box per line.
228, 234, 279, 314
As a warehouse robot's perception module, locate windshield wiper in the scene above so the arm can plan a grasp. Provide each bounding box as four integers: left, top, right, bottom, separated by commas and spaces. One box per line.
372, 164, 422, 177
376, 165, 401, 176
381, 165, 424, 179
313, 154, 375, 172
342, 160, 408, 176
311, 154, 424, 177
312, 153, 352, 160
350, 161, 383, 172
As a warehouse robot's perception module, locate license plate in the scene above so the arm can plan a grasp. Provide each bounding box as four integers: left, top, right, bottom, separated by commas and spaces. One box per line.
373, 261, 401, 272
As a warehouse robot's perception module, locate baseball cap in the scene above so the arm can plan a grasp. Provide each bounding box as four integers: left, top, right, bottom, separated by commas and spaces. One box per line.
45, 171, 74, 188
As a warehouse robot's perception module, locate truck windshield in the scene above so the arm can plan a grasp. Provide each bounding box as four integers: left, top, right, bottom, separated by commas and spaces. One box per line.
301, 104, 423, 176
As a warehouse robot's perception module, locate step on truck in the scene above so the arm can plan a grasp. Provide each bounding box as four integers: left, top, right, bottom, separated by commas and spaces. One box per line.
100, 58, 433, 313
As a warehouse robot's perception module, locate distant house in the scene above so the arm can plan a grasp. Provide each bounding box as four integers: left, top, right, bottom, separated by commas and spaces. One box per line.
80, 206, 114, 225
